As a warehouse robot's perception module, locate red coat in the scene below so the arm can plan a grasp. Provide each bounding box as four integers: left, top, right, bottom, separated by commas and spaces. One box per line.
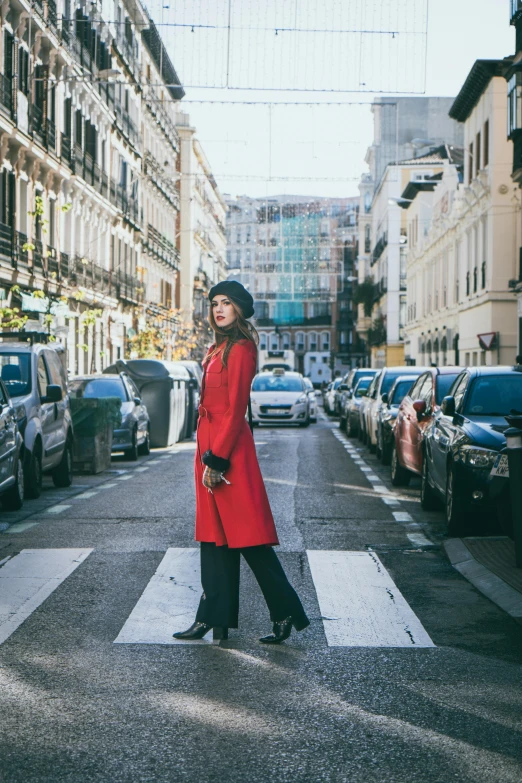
194, 340, 279, 548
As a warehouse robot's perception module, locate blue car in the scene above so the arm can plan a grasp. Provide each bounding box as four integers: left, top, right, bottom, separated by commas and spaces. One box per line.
421, 366, 522, 535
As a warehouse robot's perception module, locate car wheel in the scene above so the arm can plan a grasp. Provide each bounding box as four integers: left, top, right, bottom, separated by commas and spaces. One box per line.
138, 427, 151, 456
346, 416, 353, 437
376, 428, 383, 461
390, 443, 410, 487
25, 445, 43, 499
2, 457, 25, 510
420, 453, 438, 511
446, 462, 469, 536
52, 439, 74, 488
299, 416, 311, 428
381, 441, 392, 466
339, 416, 346, 432
124, 429, 139, 461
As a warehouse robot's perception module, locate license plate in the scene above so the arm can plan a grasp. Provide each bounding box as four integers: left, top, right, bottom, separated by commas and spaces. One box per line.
490, 453, 509, 478
268, 408, 287, 415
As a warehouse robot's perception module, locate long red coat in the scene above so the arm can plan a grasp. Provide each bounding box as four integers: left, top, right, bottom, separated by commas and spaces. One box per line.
194, 340, 279, 548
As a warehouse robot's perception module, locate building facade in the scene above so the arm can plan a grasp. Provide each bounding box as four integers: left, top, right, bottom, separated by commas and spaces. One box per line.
403, 63, 518, 367
507, 2, 522, 353
177, 111, 227, 346
226, 194, 360, 378
0, 1, 223, 372
356, 97, 464, 364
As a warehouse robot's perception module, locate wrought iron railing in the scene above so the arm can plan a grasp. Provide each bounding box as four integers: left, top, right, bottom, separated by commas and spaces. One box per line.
0, 221, 12, 261
0, 73, 13, 117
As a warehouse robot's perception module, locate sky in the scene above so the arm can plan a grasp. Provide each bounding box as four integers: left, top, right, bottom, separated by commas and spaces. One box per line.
147, 0, 515, 200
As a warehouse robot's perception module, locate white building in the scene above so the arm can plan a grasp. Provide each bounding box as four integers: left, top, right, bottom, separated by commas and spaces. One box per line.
404, 61, 518, 367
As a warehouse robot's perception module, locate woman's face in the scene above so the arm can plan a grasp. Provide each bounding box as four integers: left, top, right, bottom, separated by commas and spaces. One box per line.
211, 295, 237, 328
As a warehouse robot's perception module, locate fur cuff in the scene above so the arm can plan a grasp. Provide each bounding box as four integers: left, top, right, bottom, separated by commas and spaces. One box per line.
202, 450, 230, 472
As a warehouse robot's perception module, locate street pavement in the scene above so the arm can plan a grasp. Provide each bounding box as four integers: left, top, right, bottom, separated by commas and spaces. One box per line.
1, 410, 522, 783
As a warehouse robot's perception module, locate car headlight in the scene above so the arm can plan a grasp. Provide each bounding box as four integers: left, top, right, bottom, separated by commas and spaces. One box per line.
461, 446, 498, 468
296, 394, 307, 403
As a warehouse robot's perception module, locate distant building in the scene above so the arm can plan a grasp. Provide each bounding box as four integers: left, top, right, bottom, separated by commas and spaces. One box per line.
225, 195, 359, 377
506, 3, 522, 356
357, 97, 464, 364
404, 61, 518, 367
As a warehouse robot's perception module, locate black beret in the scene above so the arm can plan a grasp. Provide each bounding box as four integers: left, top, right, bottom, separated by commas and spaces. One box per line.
208, 280, 255, 319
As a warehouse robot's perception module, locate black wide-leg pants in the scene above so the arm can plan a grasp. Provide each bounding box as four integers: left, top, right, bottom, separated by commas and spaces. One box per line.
195, 542, 309, 629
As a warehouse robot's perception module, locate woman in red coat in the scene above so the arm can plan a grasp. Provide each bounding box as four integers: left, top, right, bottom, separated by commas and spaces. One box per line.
173, 281, 309, 644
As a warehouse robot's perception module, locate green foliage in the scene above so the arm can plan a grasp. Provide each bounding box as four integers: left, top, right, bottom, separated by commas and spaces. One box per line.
354, 276, 374, 318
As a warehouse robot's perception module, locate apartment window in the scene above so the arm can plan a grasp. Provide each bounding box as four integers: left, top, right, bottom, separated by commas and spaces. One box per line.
475, 132, 481, 175
309, 332, 317, 351
321, 332, 330, 350
466, 271, 470, 296
296, 331, 305, 352
468, 142, 473, 184
259, 333, 267, 350
18, 48, 29, 95
75, 109, 83, 146
508, 73, 522, 137
282, 332, 290, 349
270, 332, 279, 350
481, 260, 486, 289
483, 120, 489, 166
473, 266, 478, 293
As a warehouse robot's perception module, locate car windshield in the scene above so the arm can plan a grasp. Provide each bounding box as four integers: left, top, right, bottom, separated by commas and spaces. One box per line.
0, 353, 31, 397
333, 379, 342, 389
390, 380, 414, 405
69, 378, 128, 401
252, 376, 303, 392
464, 374, 522, 416
354, 378, 372, 397
436, 374, 460, 404
382, 371, 411, 395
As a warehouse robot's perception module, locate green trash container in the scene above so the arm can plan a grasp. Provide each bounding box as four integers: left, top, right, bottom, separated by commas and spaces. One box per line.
71, 397, 122, 474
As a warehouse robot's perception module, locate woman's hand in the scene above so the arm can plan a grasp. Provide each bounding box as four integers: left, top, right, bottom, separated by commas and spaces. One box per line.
202, 466, 223, 489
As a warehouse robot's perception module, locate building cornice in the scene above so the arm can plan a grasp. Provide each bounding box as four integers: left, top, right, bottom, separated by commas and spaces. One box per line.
449, 59, 512, 122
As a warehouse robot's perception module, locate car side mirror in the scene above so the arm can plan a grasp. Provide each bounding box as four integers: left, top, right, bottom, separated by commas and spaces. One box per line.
413, 399, 427, 419
440, 396, 455, 416
134, 396, 141, 405
42, 384, 63, 403
381, 392, 388, 405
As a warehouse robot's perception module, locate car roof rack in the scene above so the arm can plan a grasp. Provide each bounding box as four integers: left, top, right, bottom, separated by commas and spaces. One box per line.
0, 331, 51, 345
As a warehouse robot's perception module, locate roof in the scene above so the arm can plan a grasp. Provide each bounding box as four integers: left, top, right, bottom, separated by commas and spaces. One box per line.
398, 144, 464, 167
449, 59, 511, 122
142, 17, 185, 100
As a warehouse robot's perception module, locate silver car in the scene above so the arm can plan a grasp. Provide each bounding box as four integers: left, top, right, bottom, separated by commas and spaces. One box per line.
303, 377, 317, 422
344, 376, 374, 438
68, 373, 151, 460
250, 370, 311, 427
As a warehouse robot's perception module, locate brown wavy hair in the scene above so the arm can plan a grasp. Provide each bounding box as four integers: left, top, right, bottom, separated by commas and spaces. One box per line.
205, 299, 259, 367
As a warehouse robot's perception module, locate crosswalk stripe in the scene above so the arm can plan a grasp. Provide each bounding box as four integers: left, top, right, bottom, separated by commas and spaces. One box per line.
307, 550, 435, 648
114, 548, 211, 646
0, 548, 93, 645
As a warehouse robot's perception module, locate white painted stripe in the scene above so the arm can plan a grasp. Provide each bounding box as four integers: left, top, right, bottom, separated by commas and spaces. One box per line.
117, 474, 133, 481
75, 491, 99, 499
382, 496, 400, 506
114, 548, 210, 646
135, 467, 149, 473
98, 482, 117, 488
367, 473, 380, 481
0, 549, 93, 644
307, 550, 435, 648
360, 467, 372, 472
45, 504, 72, 514
407, 533, 433, 548
393, 511, 414, 523
5, 522, 39, 533
373, 485, 388, 493
146, 460, 163, 464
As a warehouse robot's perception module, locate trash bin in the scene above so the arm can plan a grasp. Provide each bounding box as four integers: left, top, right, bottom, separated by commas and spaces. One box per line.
70, 396, 122, 474
104, 359, 191, 447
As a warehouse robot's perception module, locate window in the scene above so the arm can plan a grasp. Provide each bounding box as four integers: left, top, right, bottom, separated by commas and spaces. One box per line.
270, 332, 279, 350
37, 356, 50, 399
18, 48, 29, 95
466, 271, 470, 296
475, 132, 481, 175
473, 266, 477, 293
282, 332, 290, 349
296, 331, 305, 351
44, 350, 66, 387
309, 332, 317, 351
483, 120, 489, 166
0, 353, 31, 397
468, 142, 473, 184
452, 374, 468, 412
481, 260, 486, 289
508, 73, 522, 137
321, 332, 330, 350
259, 333, 267, 350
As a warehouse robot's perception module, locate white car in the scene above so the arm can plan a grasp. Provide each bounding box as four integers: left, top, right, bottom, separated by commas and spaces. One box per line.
303, 377, 317, 422
324, 378, 343, 415
250, 370, 311, 427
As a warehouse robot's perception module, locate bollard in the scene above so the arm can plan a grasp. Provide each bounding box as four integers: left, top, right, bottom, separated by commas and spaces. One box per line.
504, 421, 522, 568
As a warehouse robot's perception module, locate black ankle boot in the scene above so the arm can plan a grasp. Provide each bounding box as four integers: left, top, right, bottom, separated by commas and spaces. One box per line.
173, 622, 228, 641
259, 615, 310, 645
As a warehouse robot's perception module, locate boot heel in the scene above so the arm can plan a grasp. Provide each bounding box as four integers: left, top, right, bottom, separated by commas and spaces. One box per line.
212, 627, 228, 642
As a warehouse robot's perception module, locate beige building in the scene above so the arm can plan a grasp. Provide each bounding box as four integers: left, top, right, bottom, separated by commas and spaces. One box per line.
404, 61, 519, 367
177, 112, 227, 333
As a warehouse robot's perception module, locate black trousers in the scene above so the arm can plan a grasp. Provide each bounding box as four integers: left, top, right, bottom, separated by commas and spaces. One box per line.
195, 543, 309, 629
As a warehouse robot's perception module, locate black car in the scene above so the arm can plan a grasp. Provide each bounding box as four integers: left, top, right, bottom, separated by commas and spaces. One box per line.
421, 366, 522, 535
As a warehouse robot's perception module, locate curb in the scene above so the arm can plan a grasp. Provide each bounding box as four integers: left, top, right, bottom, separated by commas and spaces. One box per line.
443, 538, 522, 621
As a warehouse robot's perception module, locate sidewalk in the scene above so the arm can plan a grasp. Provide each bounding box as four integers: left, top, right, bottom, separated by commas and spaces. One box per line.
444, 537, 522, 622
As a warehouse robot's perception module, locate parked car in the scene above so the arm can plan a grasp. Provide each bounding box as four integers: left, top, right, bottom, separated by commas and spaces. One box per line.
303, 377, 317, 422
250, 370, 311, 426
0, 336, 73, 498
344, 376, 374, 437
68, 374, 150, 460
359, 371, 381, 443
391, 367, 463, 482
419, 367, 522, 534
0, 378, 25, 510
365, 366, 430, 453
324, 378, 343, 415
339, 368, 379, 431
376, 375, 418, 464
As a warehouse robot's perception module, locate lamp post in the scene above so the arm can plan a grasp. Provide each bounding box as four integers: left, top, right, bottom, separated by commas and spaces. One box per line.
505, 413, 522, 567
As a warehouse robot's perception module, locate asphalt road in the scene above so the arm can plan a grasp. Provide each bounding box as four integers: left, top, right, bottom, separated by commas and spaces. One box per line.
1, 410, 521, 783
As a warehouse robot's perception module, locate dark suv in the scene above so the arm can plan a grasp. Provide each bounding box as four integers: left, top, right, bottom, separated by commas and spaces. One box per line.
0, 335, 73, 498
